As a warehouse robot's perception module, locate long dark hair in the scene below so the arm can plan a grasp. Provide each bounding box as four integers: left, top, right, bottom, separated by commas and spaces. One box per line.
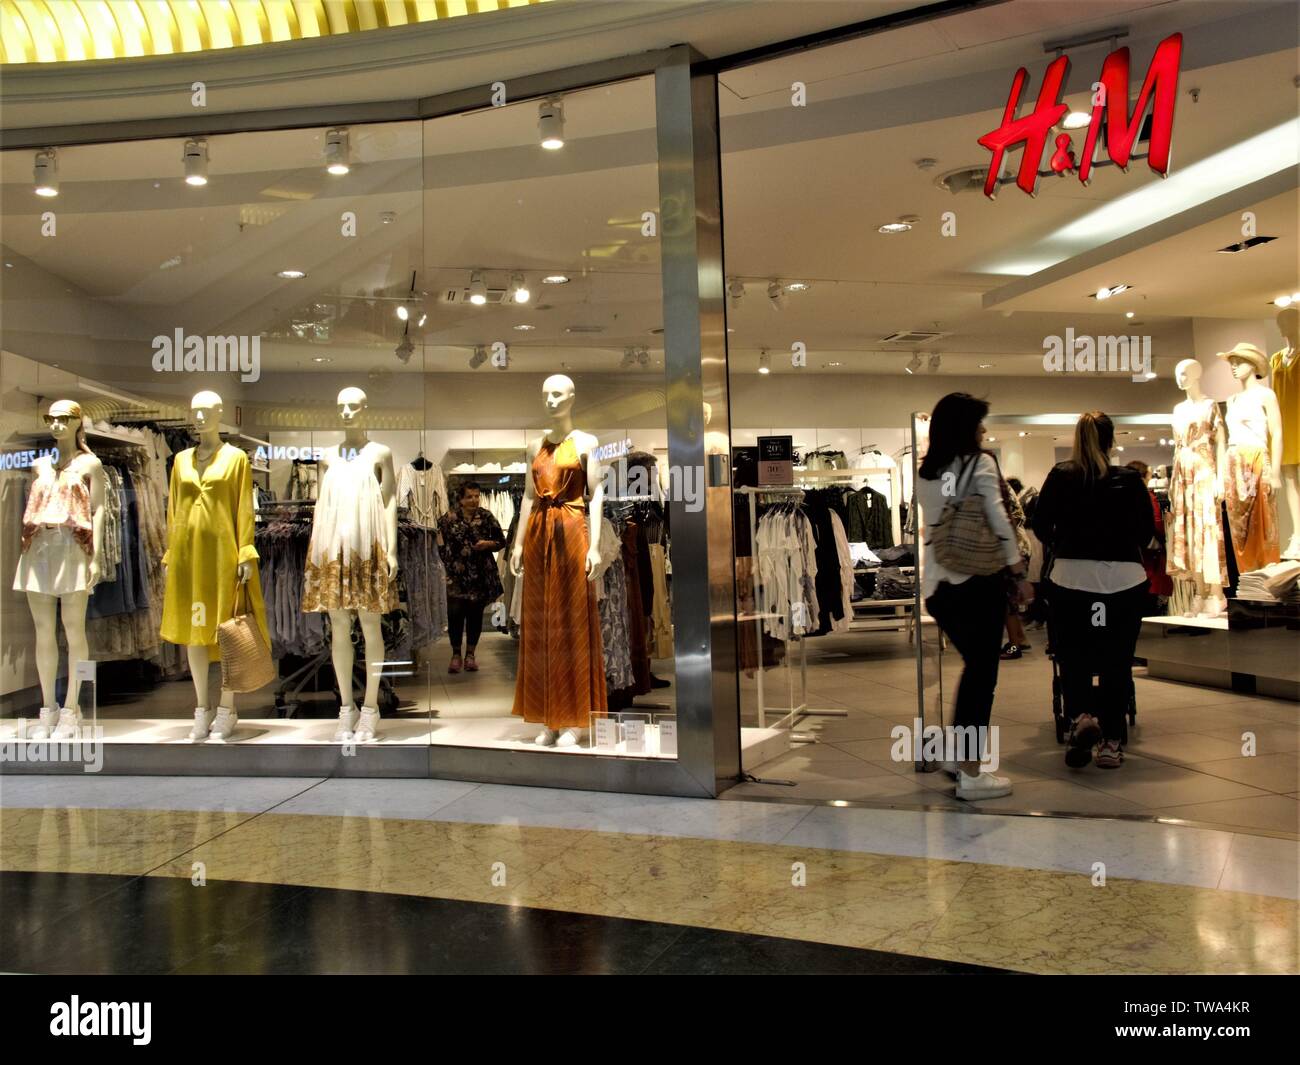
919, 392, 989, 480
1072, 410, 1113, 484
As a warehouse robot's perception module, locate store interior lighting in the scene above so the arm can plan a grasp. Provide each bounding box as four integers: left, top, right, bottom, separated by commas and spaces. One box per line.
324, 128, 350, 175
928, 353, 942, 373
538, 100, 565, 150
394, 334, 413, 364
182, 138, 208, 186
1061, 110, 1092, 129
468, 344, 488, 370
469, 272, 488, 306
33, 149, 57, 197
542, 274, 569, 285
758, 350, 771, 374
509, 274, 531, 304
767, 280, 784, 311
904, 354, 921, 374
728, 278, 745, 308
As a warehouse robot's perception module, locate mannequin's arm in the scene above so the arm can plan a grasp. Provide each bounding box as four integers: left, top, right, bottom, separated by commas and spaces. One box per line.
1213, 403, 1228, 499
379, 447, 398, 575
87, 459, 106, 587
584, 441, 604, 581
1265, 390, 1283, 487
510, 443, 536, 576
235, 452, 259, 584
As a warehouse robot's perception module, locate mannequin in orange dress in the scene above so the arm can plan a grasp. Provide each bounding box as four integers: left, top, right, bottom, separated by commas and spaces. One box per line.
509, 374, 606, 747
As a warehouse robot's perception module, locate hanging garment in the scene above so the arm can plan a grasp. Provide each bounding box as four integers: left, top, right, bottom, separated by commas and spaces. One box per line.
1225, 445, 1281, 572
755, 504, 819, 642
160, 443, 268, 648
512, 437, 607, 729
648, 542, 673, 657
301, 442, 397, 614
1272, 348, 1299, 466
1166, 398, 1229, 585
598, 550, 636, 691
845, 486, 894, 548
287, 460, 318, 501
828, 512, 854, 634
436, 506, 504, 602
396, 461, 447, 526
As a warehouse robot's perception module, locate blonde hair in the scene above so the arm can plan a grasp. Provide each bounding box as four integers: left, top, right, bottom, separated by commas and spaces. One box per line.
1072, 410, 1114, 483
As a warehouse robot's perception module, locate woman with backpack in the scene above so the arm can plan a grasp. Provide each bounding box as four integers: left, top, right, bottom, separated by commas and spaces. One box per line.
1032, 412, 1154, 769
917, 393, 1025, 800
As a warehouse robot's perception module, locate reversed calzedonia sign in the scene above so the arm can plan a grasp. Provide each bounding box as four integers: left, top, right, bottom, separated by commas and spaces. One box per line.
979, 32, 1183, 198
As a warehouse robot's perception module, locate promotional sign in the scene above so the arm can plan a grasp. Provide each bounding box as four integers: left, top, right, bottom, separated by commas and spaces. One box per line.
979, 32, 1182, 198
756, 435, 794, 487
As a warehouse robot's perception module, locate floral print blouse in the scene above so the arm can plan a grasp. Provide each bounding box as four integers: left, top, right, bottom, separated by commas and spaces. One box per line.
437, 506, 504, 602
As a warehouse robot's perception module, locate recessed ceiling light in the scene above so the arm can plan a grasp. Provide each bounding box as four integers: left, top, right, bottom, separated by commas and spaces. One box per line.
987, 436, 996, 442
1144, 371, 1157, 380
277, 269, 306, 279
542, 274, 569, 285
513, 324, 536, 331
312, 356, 332, 363
825, 361, 842, 367
1273, 294, 1298, 307
1125, 311, 1135, 318
786, 281, 810, 292
979, 362, 994, 369
1092, 283, 1130, 300
1138, 436, 1146, 441
1061, 111, 1092, 129
878, 220, 913, 234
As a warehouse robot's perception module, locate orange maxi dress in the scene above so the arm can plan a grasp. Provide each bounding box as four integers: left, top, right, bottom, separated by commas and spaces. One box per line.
512, 438, 607, 728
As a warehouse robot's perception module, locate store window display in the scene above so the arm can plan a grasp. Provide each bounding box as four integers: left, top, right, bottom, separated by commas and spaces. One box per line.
1219, 343, 1283, 574
301, 387, 399, 743
1272, 308, 1300, 560
12, 400, 106, 740
161, 391, 267, 743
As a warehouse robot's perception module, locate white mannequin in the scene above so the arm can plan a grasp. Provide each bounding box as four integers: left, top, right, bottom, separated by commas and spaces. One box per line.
1170, 360, 1227, 617
1275, 308, 1299, 559
177, 391, 253, 741
22, 401, 106, 739
510, 373, 603, 748
321, 387, 398, 743
1225, 352, 1283, 574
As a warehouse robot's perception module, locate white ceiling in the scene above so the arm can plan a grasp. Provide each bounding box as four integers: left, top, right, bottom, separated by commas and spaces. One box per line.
0, 0, 1296, 388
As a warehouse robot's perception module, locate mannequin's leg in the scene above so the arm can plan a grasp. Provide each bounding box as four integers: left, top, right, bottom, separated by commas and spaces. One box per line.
25, 592, 58, 710
354, 611, 384, 743
186, 644, 215, 740
52, 591, 91, 738
1202, 582, 1226, 617
328, 609, 357, 705
1282, 465, 1300, 559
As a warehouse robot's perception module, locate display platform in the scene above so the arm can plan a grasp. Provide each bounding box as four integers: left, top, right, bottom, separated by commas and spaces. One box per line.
1138, 606, 1300, 702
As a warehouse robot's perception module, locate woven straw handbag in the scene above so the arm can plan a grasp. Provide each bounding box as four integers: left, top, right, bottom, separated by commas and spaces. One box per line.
218, 580, 276, 692
928, 455, 1009, 576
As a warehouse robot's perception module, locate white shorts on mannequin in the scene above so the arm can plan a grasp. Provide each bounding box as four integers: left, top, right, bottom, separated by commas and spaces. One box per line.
12, 526, 92, 595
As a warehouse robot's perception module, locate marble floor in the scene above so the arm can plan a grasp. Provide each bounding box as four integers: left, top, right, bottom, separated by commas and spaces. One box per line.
736, 628, 1300, 837
1, 774, 1296, 974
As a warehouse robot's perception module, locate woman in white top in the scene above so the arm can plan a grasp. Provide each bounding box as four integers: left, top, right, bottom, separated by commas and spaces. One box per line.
917, 393, 1024, 800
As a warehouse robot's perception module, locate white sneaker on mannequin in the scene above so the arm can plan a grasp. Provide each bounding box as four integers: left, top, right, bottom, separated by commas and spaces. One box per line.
534, 728, 557, 747
555, 727, 585, 748
28, 707, 57, 741
189, 707, 215, 742
334, 705, 359, 742
353, 706, 380, 744
1282, 535, 1300, 561
208, 706, 238, 742
51, 707, 81, 740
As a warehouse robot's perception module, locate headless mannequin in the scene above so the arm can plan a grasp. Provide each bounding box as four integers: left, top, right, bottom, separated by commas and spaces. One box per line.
1170, 360, 1227, 617
179, 391, 252, 741
1275, 309, 1299, 559
23, 402, 105, 740
510, 374, 603, 748
323, 387, 398, 743
1225, 354, 1283, 571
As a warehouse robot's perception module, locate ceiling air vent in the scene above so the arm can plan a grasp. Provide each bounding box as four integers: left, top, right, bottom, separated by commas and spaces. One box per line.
565, 325, 605, 335
880, 330, 950, 344
442, 286, 510, 303
1217, 236, 1277, 254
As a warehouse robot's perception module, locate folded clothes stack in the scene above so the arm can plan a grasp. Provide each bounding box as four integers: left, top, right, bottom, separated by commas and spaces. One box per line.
1236, 560, 1300, 604
873, 566, 914, 600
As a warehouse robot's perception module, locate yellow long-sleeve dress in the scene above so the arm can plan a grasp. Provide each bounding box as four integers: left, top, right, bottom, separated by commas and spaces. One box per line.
160, 443, 269, 648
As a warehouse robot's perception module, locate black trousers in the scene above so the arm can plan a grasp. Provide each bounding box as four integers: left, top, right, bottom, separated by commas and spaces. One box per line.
447, 598, 488, 651
1047, 582, 1144, 741
925, 574, 1005, 733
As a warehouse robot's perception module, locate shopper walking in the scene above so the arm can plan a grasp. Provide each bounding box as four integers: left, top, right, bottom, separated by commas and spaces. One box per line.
1033, 413, 1154, 769
1126, 459, 1173, 617
917, 393, 1025, 800
999, 475, 1034, 660
437, 481, 505, 673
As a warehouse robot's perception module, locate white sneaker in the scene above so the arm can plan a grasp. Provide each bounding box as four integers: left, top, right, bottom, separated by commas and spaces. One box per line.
938, 759, 959, 778
556, 727, 585, 748
334, 705, 359, 742
51, 707, 81, 740
189, 707, 215, 742
534, 728, 557, 747
353, 707, 380, 744
28, 707, 57, 741
209, 706, 238, 742
956, 770, 1012, 800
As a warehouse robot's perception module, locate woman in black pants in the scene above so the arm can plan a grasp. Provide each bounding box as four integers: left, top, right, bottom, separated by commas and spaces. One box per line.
436, 481, 505, 674
1033, 412, 1154, 769
917, 393, 1025, 800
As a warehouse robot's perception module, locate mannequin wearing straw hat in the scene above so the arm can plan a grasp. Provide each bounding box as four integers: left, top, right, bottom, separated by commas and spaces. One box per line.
1218, 343, 1282, 574
12, 400, 106, 740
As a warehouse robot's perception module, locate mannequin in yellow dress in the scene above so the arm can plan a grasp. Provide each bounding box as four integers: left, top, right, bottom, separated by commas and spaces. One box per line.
1274, 308, 1299, 559
160, 391, 268, 742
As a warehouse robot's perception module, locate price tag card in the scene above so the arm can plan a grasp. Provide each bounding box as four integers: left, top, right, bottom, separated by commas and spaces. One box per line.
624, 719, 647, 754
593, 717, 619, 749
74, 660, 97, 685
658, 717, 678, 756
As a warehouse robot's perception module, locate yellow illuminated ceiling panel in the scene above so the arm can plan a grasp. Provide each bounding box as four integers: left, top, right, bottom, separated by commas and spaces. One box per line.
0, 0, 551, 64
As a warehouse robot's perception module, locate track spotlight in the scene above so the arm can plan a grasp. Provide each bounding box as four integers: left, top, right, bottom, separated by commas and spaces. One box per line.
509, 274, 531, 304
417, 311, 427, 328
621, 346, 637, 369
905, 354, 922, 374
758, 350, 771, 375
495, 343, 509, 371
395, 334, 414, 363
33, 149, 58, 197
928, 353, 942, 373
324, 128, 350, 175
767, 280, 784, 311
468, 344, 487, 370
469, 272, 488, 306
538, 100, 565, 150
638, 346, 650, 368
183, 139, 209, 186
728, 278, 745, 309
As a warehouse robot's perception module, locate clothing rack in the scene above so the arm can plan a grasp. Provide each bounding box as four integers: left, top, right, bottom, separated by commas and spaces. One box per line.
794, 465, 903, 544
735, 486, 846, 741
